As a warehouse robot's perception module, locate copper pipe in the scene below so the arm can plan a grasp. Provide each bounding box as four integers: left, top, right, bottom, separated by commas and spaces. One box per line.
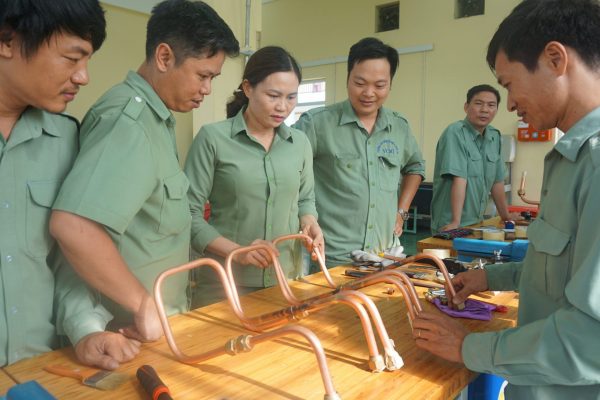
229, 326, 340, 400
225, 244, 388, 370
341, 270, 423, 320
153, 258, 340, 399
273, 233, 337, 287
379, 254, 465, 310
517, 171, 541, 206
266, 236, 401, 370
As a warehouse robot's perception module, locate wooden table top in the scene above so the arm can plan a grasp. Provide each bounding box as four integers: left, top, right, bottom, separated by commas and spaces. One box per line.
5, 266, 518, 400
0, 368, 16, 396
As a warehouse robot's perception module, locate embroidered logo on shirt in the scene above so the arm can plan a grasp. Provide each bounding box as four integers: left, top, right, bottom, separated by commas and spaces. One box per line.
376, 139, 399, 156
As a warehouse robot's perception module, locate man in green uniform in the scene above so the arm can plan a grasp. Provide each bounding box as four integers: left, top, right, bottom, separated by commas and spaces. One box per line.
0, 0, 139, 369
50, 0, 239, 341
294, 37, 425, 266
431, 84, 516, 232
412, 1, 600, 398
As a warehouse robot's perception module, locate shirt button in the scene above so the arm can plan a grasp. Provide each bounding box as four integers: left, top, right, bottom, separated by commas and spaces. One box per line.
13, 351, 19, 360
5, 255, 13, 262
371, 182, 375, 187
346, 163, 352, 168
365, 245, 371, 249
134, 96, 142, 102
368, 224, 373, 229
1, 201, 9, 208
369, 161, 373, 166
10, 306, 17, 315
265, 156, 271, 161
370, 203, 375, 208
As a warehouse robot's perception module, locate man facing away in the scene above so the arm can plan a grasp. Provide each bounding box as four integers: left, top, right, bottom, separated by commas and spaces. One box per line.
412, 0, 600, 398
294, 37, 425, 267
50, 0, 239, 341
0, 0, 139, 369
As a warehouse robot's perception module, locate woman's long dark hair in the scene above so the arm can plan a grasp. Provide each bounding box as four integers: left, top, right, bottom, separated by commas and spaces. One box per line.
226, 46, 302, 118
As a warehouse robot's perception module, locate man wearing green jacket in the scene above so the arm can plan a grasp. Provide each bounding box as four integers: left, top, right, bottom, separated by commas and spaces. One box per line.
50, 0, 239, 341
294, 37, 425, 266
412, 0, 600, 398
0, 0, 139, 369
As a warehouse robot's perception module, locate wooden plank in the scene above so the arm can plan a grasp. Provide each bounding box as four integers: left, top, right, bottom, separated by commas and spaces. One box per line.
0, 368, 16, 396
5, 267, 518, 399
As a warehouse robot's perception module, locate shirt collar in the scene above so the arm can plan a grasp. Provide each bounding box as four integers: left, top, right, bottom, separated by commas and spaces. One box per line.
4, 107, 67, 150
462, 118, 482, 139
554, 106, 600, 162
461, 118, 497, 145
124, 71, 173, 124
339, 99, 392, 132
230, 107, 293, 142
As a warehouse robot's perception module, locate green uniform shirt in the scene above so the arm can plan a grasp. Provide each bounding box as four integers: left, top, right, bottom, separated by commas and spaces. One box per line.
185, 109, 317, 287
54, 71, 191, 324
462, 107, 600, 399
0, 108, 110, 366
293, 100, 425, 266
431, 119, 505, 232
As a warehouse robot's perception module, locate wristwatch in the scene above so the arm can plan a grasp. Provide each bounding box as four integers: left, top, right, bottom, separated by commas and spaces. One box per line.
397, 208, 410, 221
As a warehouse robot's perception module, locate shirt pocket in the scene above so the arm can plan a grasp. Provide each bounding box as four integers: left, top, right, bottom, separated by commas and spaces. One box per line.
467, 150, 483, 177
158, 171, 191, 236
377, 155, 401, 192
26, 180, 60, 257
528, 217, 572, 300
332, 153, 362, 191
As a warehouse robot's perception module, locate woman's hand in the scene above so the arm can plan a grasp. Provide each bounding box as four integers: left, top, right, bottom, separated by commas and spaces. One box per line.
300, 215, 325, 261
233, 239, 280, 268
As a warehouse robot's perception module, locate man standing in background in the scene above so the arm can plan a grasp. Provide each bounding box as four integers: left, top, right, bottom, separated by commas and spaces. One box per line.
294, 37, 425, 266
431, 84, 518, 233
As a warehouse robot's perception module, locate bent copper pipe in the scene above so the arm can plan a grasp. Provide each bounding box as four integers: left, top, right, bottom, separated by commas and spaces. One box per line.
517, 171, 541, 206
341, 270, 423, 321
153, 258, 340, 399
269, 237, 401, 370
379, 253, 465, 310
273, 233, 337, 288
228, 243, 395, 371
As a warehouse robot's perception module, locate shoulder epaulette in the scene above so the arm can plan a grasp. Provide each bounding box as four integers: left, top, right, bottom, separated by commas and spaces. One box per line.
122, 96, 146, 120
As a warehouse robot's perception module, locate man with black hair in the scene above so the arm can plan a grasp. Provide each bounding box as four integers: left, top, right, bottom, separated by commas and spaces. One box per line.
50, 0, 239, 342
430, 84, 517, 233
294, 37, 425, 266
0, 0, 140, 368
412, 0, 600, 398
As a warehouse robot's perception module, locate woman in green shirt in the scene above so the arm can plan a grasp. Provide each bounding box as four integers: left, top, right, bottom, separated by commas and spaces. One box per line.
185, 46, 323, 307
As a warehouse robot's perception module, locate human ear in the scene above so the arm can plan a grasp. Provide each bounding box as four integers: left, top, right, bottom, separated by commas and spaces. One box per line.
241, 79, 252, 98
0, 29, 15, 59
154, 43, 174, 73
543, 41, 568, 76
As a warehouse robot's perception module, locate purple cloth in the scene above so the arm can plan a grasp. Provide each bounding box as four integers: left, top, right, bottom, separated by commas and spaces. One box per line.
432, 298, 497, 321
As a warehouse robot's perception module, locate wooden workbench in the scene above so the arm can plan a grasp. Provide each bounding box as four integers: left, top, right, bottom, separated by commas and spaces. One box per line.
5, 266, 518, 399
417, 217, 504, 255
0, 368, 16, 396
